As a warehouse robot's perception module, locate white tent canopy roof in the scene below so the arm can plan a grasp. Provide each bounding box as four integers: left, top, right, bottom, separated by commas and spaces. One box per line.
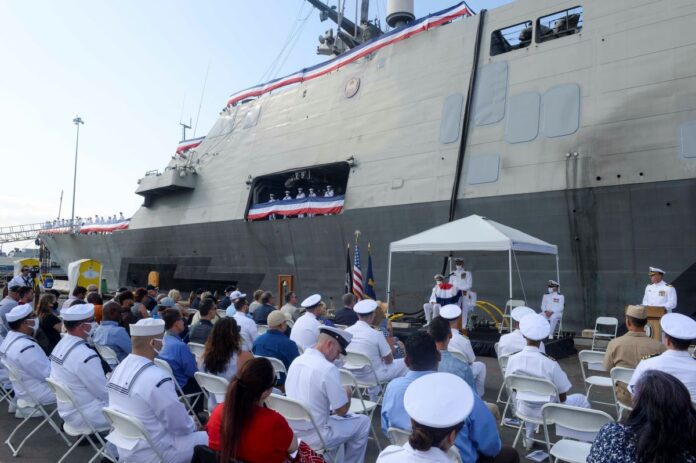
389, 214, 558, 255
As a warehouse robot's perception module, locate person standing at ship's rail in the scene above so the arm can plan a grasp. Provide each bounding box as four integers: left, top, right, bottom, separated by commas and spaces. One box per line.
448, 258, 473, 324
642, 267, 677, 312
267, 193, 277, 221
322, 185, 335, 216
423, 274, 459, 326
540, 280, 564, 339
307, 188, 317, 217
282, 190, 292, 219
295, 188, 306, 218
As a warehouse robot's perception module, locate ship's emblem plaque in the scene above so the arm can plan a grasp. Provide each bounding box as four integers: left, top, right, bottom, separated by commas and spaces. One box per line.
344, 77, 360, 98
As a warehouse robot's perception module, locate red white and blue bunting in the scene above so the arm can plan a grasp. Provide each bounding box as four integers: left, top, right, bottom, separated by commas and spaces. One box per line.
176, 136, 205, 155
248, 196, 345, 220
40, 220, 130, 235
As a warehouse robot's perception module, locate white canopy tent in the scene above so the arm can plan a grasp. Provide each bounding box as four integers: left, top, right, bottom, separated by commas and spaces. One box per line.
387, 214, 559, 301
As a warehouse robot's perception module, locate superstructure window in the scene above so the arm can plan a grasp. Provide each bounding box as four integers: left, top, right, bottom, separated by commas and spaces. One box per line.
536, 6, 583, 43
490, 21, 532, 56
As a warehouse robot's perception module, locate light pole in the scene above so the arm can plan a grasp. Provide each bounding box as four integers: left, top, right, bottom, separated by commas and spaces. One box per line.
70, 116, 84, 231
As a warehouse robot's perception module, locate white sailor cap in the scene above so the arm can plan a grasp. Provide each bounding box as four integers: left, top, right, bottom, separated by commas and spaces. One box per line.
519, 313, 551, 341
230, 290, 246, 300
319, 326, 353, 355
6, 304, 33, 323
649, 267, 665, 275
301, 294, 322, 308
61, 303, 95, 321
434, 274, 445, 281
660, 313, 696, 341
404, 372, 474, 428
440, 304, 462, 320
129, 318, 165, 337
354, 299, 378, 315
547, 280, 560, 287
511, 306, 535, 322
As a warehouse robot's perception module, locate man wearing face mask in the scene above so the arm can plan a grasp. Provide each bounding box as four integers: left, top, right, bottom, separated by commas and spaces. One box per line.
540, 280, 564, 339
0, 304, 55, 416
285, 326, 370, 463
106, 318, 207, 463
49, 303, 109, 430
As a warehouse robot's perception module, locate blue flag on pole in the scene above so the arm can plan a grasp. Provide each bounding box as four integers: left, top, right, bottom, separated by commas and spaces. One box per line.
365, 243, 377, 300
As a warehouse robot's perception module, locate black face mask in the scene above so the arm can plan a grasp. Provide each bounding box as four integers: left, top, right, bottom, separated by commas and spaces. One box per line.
53, 302, 59, 310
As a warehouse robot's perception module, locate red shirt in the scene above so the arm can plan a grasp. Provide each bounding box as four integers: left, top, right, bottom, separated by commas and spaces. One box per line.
207, 403, 293, 463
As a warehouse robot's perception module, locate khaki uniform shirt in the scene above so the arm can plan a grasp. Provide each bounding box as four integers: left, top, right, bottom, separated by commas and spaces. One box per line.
603, 331, 665, 405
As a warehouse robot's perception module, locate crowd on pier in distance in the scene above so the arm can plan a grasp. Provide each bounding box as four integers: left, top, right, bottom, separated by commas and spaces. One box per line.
0, 277, 694, 463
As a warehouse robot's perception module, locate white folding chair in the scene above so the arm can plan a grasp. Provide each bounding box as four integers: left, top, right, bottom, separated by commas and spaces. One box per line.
496, 355, 513, 421
2, 360, 71, 456
94, 344, 120, 367
500, 300, 526, 334
257, 324, 269, 335
153, 358, 202, 426
187, 342, 206, 359
265, 393, 331, 455
297, 345, 305, 355
610, 366, 635, 419
343, 351, 387, 404
542, 403, 614, 463
339, 368, 381, 451
257, 356, 287, 382
591, 317, 618, 351
505, 373, 559, 452
216, 309, 227, 319
193, 372, 229, 411
689, 345, 695, 358
387, 427, 410, 445
577, 350, 613, 406
102, 407, 165, 463
494, 342, 500, 355
45, 378, 114, 463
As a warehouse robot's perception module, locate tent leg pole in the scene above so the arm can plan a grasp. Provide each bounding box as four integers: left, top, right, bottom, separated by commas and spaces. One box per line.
386, 252, 393, 311
508, 249, 512, 300
556, 255, 560, 289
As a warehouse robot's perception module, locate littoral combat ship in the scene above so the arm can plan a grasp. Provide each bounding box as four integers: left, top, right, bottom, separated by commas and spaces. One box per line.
42, 0, 696, 331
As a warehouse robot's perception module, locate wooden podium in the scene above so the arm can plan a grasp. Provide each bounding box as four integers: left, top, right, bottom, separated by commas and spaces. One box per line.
643, 306, 666, 341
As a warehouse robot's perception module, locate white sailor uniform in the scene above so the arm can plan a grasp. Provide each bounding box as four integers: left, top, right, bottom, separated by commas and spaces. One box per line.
377, 442, 453, 462
345, 320, 407, 383
642, 280, 677, 312
497, 329, 546, 358
233, 311, 257, 352
629, 350, 696, 400
296, 191, 306, 217
285, 348, 370, 463
423, 283, 459, 324
540, 291, 564, 337
49, 334, 109, 429
8, 274, 32, 289
106, 354, 207, 463
0, 331, 54, 406
448, 329, 486, 397
505, 346, 589, 440
289, 311, 321, 350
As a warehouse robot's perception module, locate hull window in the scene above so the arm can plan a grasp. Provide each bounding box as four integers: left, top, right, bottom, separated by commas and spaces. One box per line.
490, 21, 532, 56
246, 162, 350, 221
536, 6, 583, 43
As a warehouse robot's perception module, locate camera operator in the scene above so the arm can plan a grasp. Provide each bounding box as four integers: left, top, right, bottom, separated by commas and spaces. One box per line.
8, 266, 34, 289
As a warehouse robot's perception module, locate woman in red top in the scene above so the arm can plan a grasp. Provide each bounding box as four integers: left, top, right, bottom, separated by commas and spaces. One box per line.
207, 357, 298, 463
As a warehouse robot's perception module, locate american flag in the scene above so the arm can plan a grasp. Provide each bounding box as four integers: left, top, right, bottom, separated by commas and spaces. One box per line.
352, 243, 364, 300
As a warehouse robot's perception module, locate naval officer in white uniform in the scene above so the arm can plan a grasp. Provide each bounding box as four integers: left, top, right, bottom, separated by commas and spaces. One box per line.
106, 318, 207, 463
289, 294, 323, 350
449, 258, 474, 323
497, 306, 546, 358
376, 372, 474, 463
629, 312, 696, 400
285, 326, 370, 463
441, 304, 486, 397
540, 280, 564, 339
505, 313, 590, 447
642, 267, 677, 312
0, 304, 55, 414
345, 299, 407, 386
49, 303, 109, 430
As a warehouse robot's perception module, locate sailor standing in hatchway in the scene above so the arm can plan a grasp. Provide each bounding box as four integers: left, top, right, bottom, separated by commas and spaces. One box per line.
642, 267, 677, 312
322, 185, 334, 215
267, 193, 277, 221
540, 280, 564, 339
449, 258, 473, 322
296, 187, 306, 218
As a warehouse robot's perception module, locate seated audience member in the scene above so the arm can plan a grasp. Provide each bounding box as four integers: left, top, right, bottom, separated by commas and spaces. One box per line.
36, 293, 63, 352
497, 306, 545, 357
158, 308, 202, 410
218, 285, 236, 311
93, 301, 132, 364
317, 301, 335, 327
86, 291, 104, 323
374, 302, 405, 359
280, 291, 302, 322
106, 319, 207, 463
428, 316, 475, 390
587, 370, 696, 463
381, 332, 516, 463
131, 288, 150, 320
441, 304, 486, 397
377, 373, 474, 462
252, 310, 300, 386
230, 297, 257, 351
249, 289, 264, 315
188, 298, 216, 344
253, 291, 276, 325
207, 358, 301, 463
62, 285, 87, 310
333, 293, 359, 327
200, 317, 253, 407
289, 294, 323, 350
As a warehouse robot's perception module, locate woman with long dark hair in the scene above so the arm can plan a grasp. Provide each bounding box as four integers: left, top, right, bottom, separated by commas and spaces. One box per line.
207, 357, 299, 463
587, 370, 696, 463
35, 293, 62, 351
200, 317, 253, 381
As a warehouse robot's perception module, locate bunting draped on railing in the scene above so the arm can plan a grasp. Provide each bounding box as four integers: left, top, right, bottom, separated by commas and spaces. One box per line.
225, 2, 472, 107
40, 220, 130, 235
248, 196, 345, 220
176, 137, 205, 155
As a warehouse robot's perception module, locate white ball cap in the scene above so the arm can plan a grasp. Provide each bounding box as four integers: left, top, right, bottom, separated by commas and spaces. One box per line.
61, 303, 95, 321
130, 318, 165, 337
440, 304, 462, 320
354, 299, 378, 315
230, 290, 246, 300
301, 294, 322, 308
519, 313, 550, 341
6, 304, 33, 323
511, 306, 535, 322
404, 372, 474, 428
660, 313, 696, 341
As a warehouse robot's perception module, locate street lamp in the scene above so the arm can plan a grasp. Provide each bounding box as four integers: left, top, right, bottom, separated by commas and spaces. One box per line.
70, 115, 84, 231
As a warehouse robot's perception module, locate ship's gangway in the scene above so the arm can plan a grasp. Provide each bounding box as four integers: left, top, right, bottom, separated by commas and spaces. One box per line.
0, 222, 48, 245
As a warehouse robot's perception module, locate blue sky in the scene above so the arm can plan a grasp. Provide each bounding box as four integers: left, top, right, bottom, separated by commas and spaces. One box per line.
0, 0, 511, 249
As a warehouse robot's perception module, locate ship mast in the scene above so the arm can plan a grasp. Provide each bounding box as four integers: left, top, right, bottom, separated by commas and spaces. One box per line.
306, 0, 383, 55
